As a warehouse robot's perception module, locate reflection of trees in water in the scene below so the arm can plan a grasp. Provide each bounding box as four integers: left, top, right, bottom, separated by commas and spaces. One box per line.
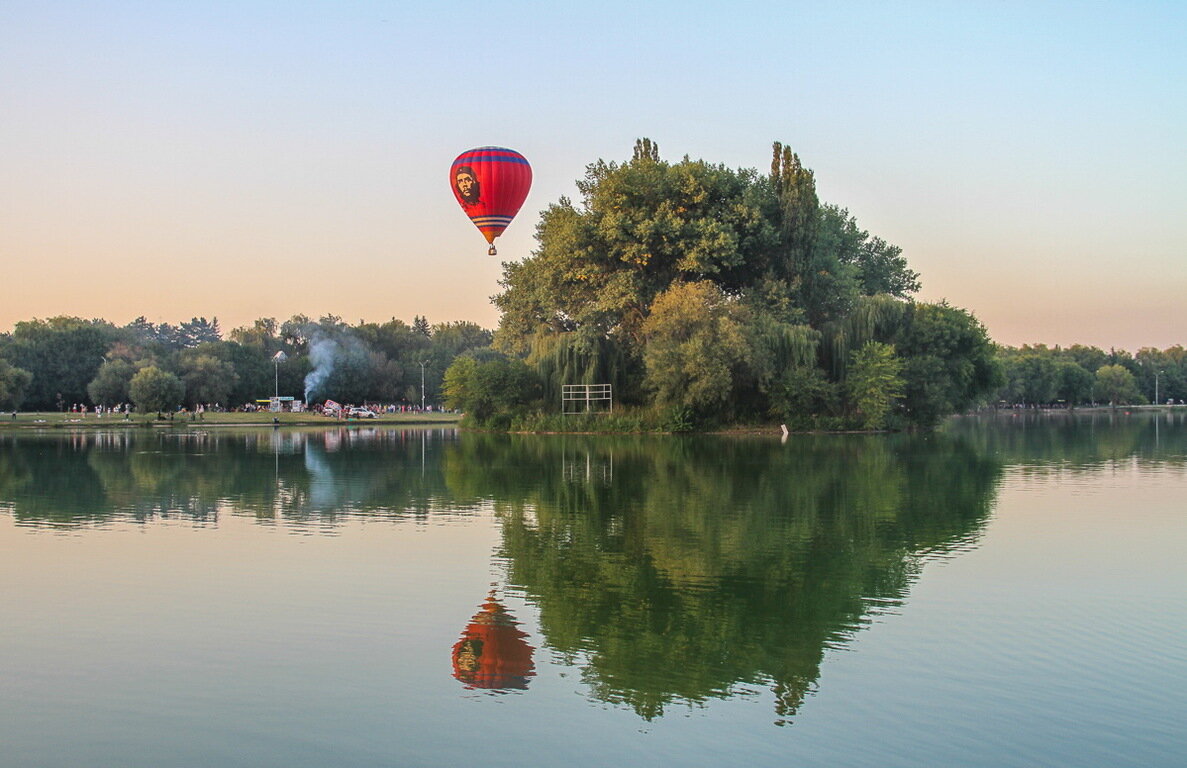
453, 433, 1003, 722
945, 411, 1187, 473
0, 428, 466, 527
13, 417, 1177, 721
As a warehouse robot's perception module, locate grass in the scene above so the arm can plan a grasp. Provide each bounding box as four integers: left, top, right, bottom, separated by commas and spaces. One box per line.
0, 410, 462, 430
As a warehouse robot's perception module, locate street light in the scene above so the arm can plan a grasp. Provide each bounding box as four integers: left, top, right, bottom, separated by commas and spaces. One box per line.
1155, 369, 1164, 406
419, 360, 427, 411
273, 350, 287, 399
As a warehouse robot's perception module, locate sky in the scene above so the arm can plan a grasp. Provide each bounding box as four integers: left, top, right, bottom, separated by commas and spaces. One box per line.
2, 1, 1184, 350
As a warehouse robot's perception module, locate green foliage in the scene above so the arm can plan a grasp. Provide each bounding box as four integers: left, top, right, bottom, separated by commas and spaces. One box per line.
495, 143, 779, 349
641, 281, 747, 418
1003, 352, 1058, 406
845, 342, 905, 429
224, 342, 275, 405
739, 311, 819, 394
490, 139, 956, 430
1094, 364, 1141, 406
771, 143, 859, 325
129, 366, 184, 414
817, 205, 921, 298
443, 354, 542, 424
1055, 360, 1096, 406
179, 353, 239, 407
989, 342, 1184, 407
0, 358, 34, 409
528, 329, 641, 407
1, 317, 118, 409
229, 317, 280, 350
509, 406, 659, 434
894, 302, 1002, 427
1065, 344, 1109, 373
820, 294, 909, 377
87, 360, 136, 406
768, 364, 839, 429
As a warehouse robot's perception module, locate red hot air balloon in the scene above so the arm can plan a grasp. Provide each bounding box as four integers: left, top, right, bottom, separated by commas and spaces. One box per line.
450, 147, 532, 256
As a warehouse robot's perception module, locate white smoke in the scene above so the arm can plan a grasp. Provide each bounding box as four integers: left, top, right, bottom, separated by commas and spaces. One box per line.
304, 335, 340, 402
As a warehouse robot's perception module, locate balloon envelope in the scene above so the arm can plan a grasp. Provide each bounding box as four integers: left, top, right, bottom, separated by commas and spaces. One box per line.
450, 147, 532, 252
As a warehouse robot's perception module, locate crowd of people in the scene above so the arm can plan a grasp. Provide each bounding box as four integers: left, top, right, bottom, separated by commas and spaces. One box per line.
66, 403, 132, 418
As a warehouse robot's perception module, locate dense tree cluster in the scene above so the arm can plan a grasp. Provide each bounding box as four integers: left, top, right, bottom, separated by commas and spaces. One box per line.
0, 314, 491, 413
448, 140, 998, 429
992, 344, 1185, 407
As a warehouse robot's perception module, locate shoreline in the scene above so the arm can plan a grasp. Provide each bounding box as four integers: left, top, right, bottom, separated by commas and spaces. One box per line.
0, 412, 462, 430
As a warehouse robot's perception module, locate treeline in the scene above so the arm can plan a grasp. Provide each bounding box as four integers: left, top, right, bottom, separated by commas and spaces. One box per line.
992, 344, 1185, 407
0, 314, 492, 412
444, 139, 1002, 430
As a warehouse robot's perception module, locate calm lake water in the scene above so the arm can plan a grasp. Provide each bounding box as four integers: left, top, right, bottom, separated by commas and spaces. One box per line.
1, 413, 1185, 767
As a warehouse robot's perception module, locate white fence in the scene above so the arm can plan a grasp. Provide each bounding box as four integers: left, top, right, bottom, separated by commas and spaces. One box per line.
562, 384, 613, 415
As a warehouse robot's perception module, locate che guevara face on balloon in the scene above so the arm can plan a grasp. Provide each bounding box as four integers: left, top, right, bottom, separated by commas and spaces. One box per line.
454, 166, 480, 206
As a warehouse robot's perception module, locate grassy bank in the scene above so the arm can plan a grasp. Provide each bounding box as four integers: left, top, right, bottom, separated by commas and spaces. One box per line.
0, 411, 462, 430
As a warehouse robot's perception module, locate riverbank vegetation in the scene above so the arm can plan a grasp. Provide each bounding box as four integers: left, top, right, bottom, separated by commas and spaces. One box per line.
445, 140, 1001, 431
990, 343, 1184, 408
0, 314, 488, 416
2, 140, 1180, 431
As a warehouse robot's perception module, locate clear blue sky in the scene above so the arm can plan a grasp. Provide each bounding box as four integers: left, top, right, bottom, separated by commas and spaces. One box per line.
2, 1, 1184, 349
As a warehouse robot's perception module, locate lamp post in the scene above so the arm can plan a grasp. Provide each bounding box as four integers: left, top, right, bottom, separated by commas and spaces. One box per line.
1155, 369, 1164, 406
272, 350, 287, 399
419, 360, 427, 411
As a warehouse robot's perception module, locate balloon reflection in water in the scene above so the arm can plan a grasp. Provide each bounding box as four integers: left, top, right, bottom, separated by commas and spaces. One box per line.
451, 592, 535, 690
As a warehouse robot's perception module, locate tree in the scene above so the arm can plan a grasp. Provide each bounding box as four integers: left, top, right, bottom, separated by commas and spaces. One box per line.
87, 360, 136, 407
129, 366, 184, 414
495, 141, 779, 349
442, 357, 478, 413
768, 364, 838, 428
229, 318, 279, 349
482, 139, 989, 429
442, 354, 540, 424
0, 358, 33, 409
816, 205, 920, 299
430, 321, 493, 357
178, 317, 222, 347
895, 302, 1002, 427
179, 353, 239, 407
2, 317, 117, 409
1094, 364, 1140, 407
1005, 352, 1058, 406
845, 342, 904, 429
1065, 344, 1109, 373
641, 281, 747, 418
771, 144, 859, 325
1054, 360, 1095, 406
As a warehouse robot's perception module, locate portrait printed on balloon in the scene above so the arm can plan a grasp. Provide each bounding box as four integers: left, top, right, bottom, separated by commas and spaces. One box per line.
454, 165, 481, 207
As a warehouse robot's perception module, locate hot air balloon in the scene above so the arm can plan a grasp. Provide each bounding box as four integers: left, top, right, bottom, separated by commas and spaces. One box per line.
451, 592, 535, 690
449, 146, 532, 256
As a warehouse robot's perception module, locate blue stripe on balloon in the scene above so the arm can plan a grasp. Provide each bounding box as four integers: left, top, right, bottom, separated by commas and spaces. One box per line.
455, 151, 530, 166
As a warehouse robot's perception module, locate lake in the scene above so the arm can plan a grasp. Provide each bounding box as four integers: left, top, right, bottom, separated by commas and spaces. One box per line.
1, 413, 1185, 767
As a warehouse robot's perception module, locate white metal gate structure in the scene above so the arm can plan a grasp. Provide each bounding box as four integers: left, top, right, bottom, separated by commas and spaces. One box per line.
562, 384, 613, 415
